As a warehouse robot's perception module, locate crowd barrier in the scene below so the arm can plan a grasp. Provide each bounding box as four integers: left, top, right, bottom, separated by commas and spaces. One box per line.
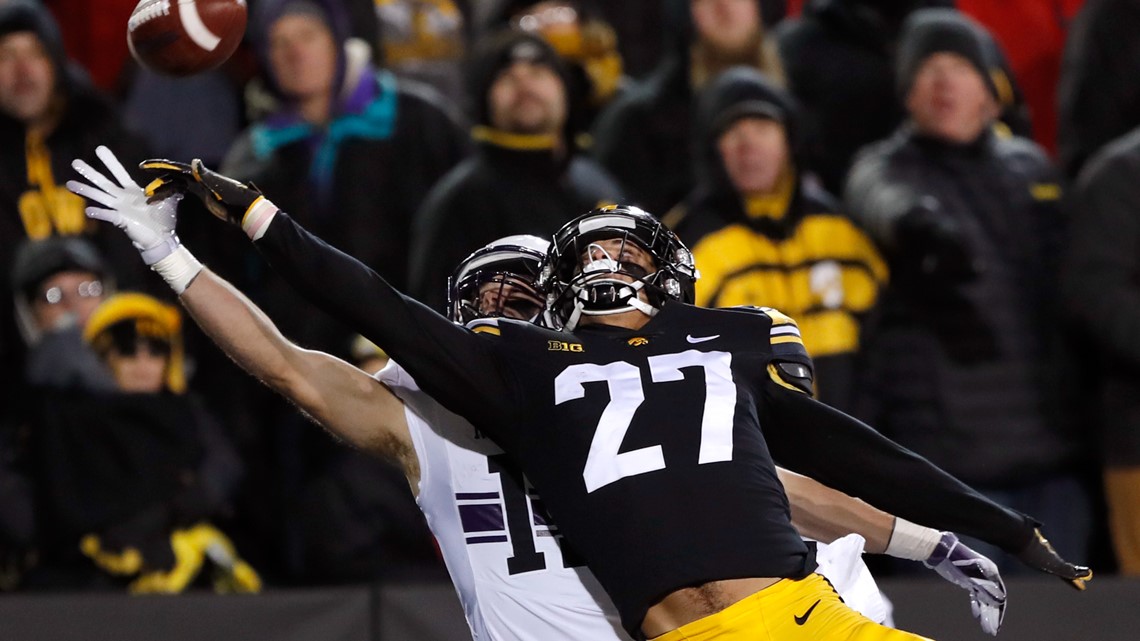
1, 576, 1137, 640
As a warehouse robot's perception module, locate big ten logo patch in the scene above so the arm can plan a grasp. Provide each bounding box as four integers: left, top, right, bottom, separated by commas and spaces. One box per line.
19, 186, 89, 239
548, 340, 584, 352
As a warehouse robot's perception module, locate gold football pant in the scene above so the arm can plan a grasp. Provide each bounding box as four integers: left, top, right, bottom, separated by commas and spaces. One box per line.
650, 573, 932, 641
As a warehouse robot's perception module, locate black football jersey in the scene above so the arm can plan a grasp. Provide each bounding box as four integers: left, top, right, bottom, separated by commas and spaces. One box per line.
254, 212, 1039, 638
450, 304, 817, 633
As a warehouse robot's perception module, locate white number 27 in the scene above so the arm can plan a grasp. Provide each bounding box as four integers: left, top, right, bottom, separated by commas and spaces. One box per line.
553, 350, 737, 493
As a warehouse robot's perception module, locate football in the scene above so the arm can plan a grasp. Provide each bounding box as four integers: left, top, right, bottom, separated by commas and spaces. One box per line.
127, 0, 247, 76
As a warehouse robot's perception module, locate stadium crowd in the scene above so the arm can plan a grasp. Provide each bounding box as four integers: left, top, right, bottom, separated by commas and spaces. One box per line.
0, 0, 1134, 600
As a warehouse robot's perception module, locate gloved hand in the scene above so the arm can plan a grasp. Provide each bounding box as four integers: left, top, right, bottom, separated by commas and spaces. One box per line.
895, 200, 983, 282
66, 146, 182, 266
1016, 527, 1093, 590
923, 532, 1006, 636
139, 158, 263, 226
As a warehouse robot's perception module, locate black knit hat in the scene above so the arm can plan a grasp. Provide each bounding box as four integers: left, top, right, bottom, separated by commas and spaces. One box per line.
896, 9, 1001, 100
693, 66, 799, 187
466, 29, 569, 127
11, 236, 108, 303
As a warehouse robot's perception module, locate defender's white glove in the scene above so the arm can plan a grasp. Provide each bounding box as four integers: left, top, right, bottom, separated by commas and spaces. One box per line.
924, 532, 1007, 636
67, 146, 201, 293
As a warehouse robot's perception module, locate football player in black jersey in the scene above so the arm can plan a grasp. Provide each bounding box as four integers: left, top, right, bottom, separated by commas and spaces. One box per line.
75, 150, 1090, 641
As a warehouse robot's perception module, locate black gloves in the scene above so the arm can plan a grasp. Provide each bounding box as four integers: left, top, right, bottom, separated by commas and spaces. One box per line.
1016, 528, 1093, 590
139, 159, 262, 226
895, 199, 983, 282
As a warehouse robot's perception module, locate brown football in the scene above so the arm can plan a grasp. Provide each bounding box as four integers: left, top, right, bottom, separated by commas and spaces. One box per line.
127, 0, 247, 76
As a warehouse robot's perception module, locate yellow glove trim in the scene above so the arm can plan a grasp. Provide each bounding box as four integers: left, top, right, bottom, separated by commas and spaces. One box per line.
80, 534, 143, 576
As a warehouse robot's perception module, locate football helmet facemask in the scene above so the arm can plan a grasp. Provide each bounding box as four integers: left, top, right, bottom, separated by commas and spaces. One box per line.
542, 205, 698, 330
448, 235, 550, 325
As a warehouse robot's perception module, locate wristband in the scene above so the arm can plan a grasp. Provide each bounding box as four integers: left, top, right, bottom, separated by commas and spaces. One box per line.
152, 246, 204, 295
138, 233, 183, 266
885, 517, 942, 561
241, 196, 278, 241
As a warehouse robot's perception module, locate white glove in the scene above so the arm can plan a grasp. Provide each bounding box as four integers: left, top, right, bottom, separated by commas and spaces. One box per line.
67, 146, 202, 294
924, 532, 1007, 635
67, 145, 182, 265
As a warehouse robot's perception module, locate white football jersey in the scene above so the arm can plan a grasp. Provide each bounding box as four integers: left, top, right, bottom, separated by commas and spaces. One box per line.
375, 361, 892, 640
376, 361, 630, 641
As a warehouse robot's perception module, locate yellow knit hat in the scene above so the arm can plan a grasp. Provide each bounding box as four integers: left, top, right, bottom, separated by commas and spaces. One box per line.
83, 292, 186, 394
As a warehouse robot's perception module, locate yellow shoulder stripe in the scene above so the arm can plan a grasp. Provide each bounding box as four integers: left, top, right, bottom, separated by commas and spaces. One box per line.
472, 325, 501, 336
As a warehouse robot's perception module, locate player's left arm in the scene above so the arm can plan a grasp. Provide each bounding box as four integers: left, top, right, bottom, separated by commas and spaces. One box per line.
757, 307, 1089, 589
762, 375, 1090, 589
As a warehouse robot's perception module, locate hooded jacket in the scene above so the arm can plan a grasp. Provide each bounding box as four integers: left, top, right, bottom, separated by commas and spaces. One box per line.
670, 67, 886, 410
221, 0, 468, 354
0, 0, 151, 428
407, 31, 625, 311
590, 0, 782, 217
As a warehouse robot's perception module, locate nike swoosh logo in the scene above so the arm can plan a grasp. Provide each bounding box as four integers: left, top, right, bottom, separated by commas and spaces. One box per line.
686, 334, 720, 344
794, 599, 821, 626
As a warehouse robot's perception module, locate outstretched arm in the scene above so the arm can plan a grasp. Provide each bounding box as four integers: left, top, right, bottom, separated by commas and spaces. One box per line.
777, 468, 892, 552
66, 148, 418, 478
180, 269, 417, 475
762, 379, 1091, 589
135, 157, 517, 442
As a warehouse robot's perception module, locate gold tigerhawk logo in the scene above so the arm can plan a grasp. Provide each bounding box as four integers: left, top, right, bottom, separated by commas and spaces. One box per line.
627, 337, 649, 347
548, 340, 584, 352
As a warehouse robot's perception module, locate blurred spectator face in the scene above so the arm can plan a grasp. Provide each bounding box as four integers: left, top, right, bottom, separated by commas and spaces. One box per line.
717, 117, 788, 195
31, 270, 104, 332
906, 52, 998, 144
268, 13, 337, 102
0, 31, 56, 125
488, 60, 567, 135
691, 0, 760, 55
105, 338, 169, 393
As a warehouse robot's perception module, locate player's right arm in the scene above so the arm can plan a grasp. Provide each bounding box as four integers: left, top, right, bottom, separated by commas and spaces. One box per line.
179, 269, 417, 472
777, 468, 892, 553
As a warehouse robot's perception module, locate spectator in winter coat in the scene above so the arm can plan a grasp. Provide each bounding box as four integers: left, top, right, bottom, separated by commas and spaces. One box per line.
844, 8, 1091, 572
408, 30, 624, 311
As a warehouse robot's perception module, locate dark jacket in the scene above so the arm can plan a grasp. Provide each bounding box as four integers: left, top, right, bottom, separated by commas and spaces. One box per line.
24, 387, 242, 588
773, 0, 955, 195
671, 67, 886, 410
1057, 0, 1140, 179
845, 125, 1079, 486
1061, 126, 1140, 467
409, 134, 625, 310
222, 1, 468, 355
590, 0, 779, 217
0, 0, 151, 429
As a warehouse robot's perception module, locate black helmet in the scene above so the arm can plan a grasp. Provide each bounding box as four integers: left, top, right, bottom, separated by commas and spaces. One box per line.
542, 205, 697, 329
447, 234, 550, 325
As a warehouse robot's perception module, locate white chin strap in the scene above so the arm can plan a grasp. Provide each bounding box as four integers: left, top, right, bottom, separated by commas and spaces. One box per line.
562, 244, 660, 330
564, 276, 659, 330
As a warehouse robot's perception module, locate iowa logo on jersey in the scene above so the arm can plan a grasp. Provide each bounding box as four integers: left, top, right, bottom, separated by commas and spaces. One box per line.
627, 337, 649, 347
548, 340, 584, 352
